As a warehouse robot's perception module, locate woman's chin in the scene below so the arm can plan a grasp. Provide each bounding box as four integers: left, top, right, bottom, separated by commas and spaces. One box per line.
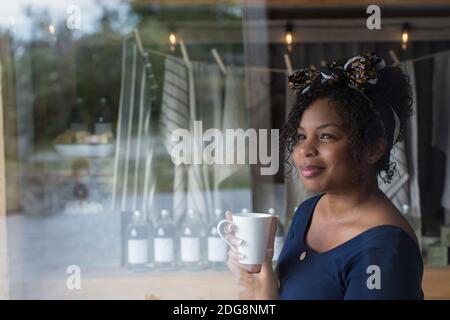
302, 181, 327, 194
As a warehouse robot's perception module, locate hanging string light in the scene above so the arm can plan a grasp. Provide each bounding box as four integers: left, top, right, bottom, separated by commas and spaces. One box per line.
401, 23, 410, 50
48, 24, 57, 42
169, 32, 177, 52
285, 21, 293, 52
48, 24, 55, 35
168, 24, 177, 52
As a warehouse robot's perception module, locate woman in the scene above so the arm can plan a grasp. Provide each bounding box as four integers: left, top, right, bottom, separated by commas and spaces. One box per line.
225, 54, 424, 300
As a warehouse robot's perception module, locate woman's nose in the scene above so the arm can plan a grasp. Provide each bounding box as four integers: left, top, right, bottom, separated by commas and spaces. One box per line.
299, 139, 318, 157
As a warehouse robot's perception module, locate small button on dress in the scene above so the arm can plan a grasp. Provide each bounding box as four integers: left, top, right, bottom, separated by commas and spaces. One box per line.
299, 251, 307, 261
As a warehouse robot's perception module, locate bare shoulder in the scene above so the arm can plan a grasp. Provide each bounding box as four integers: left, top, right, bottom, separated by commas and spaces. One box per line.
362, 200, 418, 245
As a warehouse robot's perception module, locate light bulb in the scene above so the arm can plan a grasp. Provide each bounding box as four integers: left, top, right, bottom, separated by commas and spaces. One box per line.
169, 32, 176, 51
402, 31, 408, 44
285, 32, 292, 46
402, 31, 408, 50
285, 22, 293, 52
401, 23, 410, 51
169, 33, 176, 45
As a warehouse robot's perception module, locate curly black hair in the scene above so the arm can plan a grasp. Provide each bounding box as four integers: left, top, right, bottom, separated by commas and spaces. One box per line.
281, 64, 413, 184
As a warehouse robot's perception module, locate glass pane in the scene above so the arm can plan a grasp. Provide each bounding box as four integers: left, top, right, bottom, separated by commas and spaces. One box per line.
0, 0, 449, 300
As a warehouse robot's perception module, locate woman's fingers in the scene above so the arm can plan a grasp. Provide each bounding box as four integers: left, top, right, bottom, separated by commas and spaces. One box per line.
228, 259, 245, 272
227, 249, 263, 274
224, 211, 236, 233
227, 250, 246, 277
224, 223, 236, 233
228, 248, 245, 261
226, 259, 241, 277
223, 210, 242, 246
225, 233, 244, 246
227, 249, 261, 275
231, 260, 262, 274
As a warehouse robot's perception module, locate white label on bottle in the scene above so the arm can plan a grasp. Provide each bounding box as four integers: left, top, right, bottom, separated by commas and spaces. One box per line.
181, 237, 200, 262
273, 236, 285, 261
208, 237, 227, 262
128, 239, 148, 264
154, 238, 174, 263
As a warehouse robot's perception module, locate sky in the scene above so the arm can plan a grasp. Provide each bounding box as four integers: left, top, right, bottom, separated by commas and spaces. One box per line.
0, 0, 132, 41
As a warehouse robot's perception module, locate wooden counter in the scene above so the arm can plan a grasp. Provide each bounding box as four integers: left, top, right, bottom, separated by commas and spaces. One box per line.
422, 266, 450, 300
11, 266, 450, 300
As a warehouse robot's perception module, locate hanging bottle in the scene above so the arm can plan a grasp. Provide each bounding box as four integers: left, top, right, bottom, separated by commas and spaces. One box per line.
180, 209, 206, 271
401, 204, 410, 216
401, 203, 419, 232
207, 209, 228, 270
95, 96, 113, 135
268, 208, 285, 262
69, 97, 88, 132
154, 209, 177, 271
126, 210, 150, 272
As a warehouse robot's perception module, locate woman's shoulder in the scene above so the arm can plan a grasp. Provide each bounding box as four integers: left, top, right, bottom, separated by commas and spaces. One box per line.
360, 201, 419, 247
342, 224, 424, 300
344, 224, 423, 270
337, 206, 422, 265
356, 224, 419, 250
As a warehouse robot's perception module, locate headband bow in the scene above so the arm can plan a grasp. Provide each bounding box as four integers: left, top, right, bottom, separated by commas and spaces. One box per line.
288, 53, 400, 146
288, 53, 386, 95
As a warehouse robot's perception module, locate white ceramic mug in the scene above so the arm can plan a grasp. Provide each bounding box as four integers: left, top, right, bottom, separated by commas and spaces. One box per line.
217, 212, 273, 265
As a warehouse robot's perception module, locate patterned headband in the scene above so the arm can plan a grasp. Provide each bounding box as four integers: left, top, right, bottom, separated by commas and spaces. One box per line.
288, 53, 400, 146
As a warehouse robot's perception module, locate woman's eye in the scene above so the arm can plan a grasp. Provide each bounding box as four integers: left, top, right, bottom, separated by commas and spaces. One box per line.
296, 134, 306, 140
320, 133, 335, 140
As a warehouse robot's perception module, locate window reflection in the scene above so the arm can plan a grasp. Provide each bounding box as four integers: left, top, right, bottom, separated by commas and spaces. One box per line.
0, 0, 449, 300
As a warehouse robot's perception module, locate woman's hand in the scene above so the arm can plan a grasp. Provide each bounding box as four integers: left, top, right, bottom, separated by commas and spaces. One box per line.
224, 211, 279, 299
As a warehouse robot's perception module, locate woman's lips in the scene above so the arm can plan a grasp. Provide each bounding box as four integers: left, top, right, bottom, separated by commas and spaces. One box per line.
300, 165, 325, 178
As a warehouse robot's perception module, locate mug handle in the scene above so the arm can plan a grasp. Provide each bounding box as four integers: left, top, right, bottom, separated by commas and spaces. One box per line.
216, 219, 237, 251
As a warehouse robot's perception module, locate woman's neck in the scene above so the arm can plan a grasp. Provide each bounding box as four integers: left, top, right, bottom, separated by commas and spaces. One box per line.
321, 175, 383, 220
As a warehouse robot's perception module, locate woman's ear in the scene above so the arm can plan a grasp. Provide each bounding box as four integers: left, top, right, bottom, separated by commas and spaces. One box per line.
365, 138, 387, 165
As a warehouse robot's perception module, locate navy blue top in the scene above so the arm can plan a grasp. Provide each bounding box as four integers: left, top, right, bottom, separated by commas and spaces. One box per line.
277, 194, 424, 300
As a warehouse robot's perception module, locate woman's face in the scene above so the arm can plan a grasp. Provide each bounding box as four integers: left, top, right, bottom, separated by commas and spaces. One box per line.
292, 97, 358, 193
